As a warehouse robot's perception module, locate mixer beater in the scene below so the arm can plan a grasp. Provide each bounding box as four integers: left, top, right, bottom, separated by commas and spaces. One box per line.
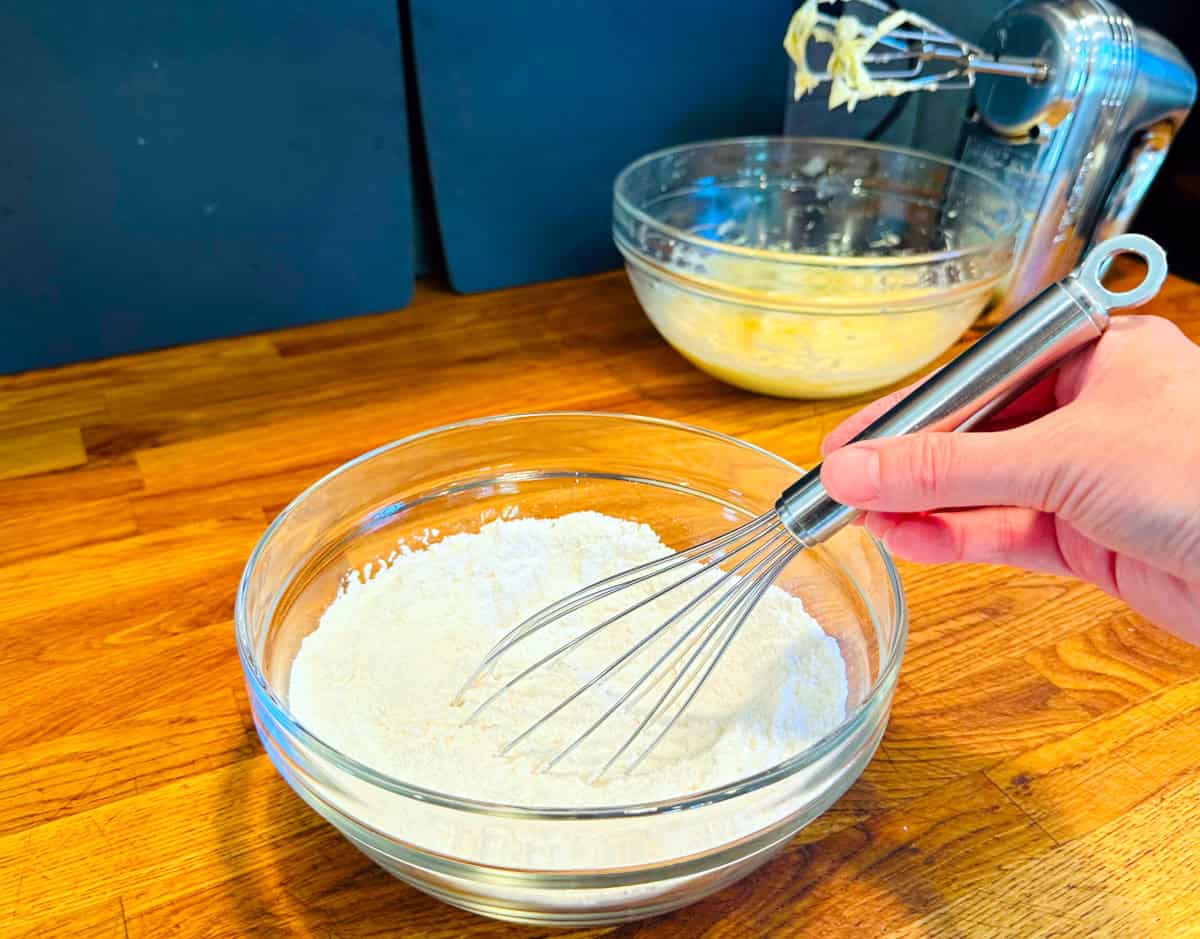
784, 0, 1049, 111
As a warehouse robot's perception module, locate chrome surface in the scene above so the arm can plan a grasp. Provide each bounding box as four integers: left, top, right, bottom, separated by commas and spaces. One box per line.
959, 0, 1195, 323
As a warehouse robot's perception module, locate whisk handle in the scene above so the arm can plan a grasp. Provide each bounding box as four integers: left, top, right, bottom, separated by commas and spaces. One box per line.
776, 234, 1167, 547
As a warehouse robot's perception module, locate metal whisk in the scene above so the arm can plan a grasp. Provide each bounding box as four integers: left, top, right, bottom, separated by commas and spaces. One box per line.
787, 0, 1049, 102
456, 234, 1166, 777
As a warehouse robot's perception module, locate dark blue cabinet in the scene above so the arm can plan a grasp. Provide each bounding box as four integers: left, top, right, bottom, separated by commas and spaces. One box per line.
409, 1, 792, 293
0, 1, 414, 373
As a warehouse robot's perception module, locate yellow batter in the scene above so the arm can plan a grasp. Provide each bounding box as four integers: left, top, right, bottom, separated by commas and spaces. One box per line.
628, 257, 992, 398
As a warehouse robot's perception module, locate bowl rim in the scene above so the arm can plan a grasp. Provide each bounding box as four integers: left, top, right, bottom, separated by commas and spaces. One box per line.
613, 134, 1021, 269
235, 411, 908, 819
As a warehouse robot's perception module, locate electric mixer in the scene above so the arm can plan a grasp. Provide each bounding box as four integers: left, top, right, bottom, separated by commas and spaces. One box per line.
788, 0, 1196, 323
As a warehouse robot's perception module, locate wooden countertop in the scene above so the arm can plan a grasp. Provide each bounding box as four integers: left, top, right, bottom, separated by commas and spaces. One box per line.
2, 267, 1200, 938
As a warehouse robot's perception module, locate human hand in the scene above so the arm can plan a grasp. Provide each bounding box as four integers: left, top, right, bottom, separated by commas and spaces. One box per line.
819, 315, 1200, 645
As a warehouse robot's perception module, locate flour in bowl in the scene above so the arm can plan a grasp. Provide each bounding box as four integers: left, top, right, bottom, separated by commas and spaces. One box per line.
288, 511, 848, 807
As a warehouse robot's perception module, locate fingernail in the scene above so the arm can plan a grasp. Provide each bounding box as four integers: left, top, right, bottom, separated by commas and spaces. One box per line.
822, 446, 881, 505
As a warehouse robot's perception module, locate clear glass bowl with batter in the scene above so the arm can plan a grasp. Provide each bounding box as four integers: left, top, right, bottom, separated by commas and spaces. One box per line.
235, 412, 907, 925
613, 137, 1020, 398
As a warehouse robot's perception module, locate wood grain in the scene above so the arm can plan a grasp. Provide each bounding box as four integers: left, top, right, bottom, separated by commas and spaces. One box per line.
1, 264, 1198, 937
0, 427, 86, 481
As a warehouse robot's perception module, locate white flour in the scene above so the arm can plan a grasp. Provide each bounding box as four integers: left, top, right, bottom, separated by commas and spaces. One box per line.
288, 511, 848, 807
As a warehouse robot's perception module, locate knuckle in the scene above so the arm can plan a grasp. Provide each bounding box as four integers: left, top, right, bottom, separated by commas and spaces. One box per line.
1026, 463, 1061, 512
1008, 423, 1067, 511
1170, 524, 1200, 581
1042, 465, 1094, 518
1125, 315, 1186, 354
1140, 314, 1182, 340
991, 509, 1017, 560
942, 516, 968, 564
909, 434, 952, 501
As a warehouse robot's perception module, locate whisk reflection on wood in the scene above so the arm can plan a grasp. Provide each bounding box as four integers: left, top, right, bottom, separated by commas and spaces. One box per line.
454, 235, 1166, 779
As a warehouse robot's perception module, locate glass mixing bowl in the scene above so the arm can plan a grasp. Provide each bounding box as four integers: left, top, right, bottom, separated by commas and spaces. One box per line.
236, 413, 906, 926
613, 137, 1020, 398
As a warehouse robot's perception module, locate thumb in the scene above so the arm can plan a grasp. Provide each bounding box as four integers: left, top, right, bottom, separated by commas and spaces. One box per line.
820, 427, 1048, 513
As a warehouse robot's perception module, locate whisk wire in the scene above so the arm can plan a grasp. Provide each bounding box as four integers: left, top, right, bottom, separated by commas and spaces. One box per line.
497, 525, 792, 759
541, 529, 796, 772
453, 515, 772, 702
469, 545, 747, 726
452, 512, 806, 779
462, 518, 780, 723
613, 543, 798, 778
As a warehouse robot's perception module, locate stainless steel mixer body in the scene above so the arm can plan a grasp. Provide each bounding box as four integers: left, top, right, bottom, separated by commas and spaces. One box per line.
958, 0, 1196, 323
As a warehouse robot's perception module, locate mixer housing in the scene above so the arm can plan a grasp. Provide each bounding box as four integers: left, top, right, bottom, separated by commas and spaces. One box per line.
958, 0, 1196, 322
